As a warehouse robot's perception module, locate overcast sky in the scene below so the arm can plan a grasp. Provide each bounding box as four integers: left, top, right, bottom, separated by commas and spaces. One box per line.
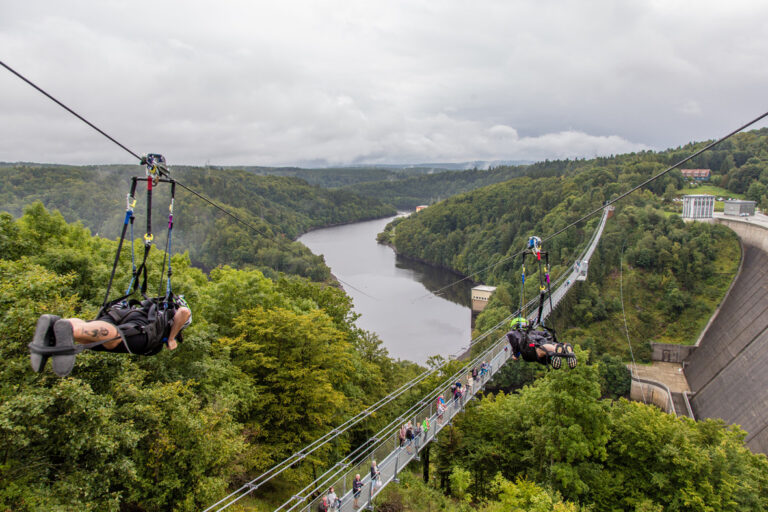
2, 0, 767, 167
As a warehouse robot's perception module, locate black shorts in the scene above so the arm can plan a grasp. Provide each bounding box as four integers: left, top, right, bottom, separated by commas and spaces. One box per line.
519, 344, 543, 363
93, 310, 151, 354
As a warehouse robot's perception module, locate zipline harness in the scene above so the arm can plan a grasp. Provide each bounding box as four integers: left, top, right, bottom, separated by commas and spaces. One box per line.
101, 153, 176, 314
519, 235, 556, 331
29, 154, 180, 359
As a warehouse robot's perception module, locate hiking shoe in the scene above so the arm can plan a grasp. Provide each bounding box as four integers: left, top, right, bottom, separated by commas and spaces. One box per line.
30, 314, 60, 372
564, 343, 577, 369
51, 320, 77, 377
549, 344, 564, 370
553, 343, 567, 370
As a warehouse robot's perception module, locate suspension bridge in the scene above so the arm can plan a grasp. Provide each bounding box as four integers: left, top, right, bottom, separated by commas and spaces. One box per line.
4, 59, 767, 512
206, 207, 611, 512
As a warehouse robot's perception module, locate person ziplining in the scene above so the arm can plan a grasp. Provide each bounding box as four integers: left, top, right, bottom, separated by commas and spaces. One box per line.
29, 154, 192, 377
506, 236, 576, 370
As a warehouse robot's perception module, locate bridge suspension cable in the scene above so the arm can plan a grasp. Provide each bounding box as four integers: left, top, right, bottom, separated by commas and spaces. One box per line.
205, 292, 544, 511
1, 57, 565, 512
5, 58, 767, 512
265, 209, 611, 512
419, 109, 768, 301
210, 210, 608, 511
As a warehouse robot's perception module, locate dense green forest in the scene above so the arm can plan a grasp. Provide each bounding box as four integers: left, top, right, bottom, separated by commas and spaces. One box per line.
230, 164, 451, 188
0, 164, 395, 280
387, 129, 768, 355
3, 129, 768, 511
0, 205, 447, 511
376, 363, 768, 511
4, 207, 765, 511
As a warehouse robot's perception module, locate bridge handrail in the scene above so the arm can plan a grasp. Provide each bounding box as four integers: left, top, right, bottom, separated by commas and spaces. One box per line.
287, 208, 611, 512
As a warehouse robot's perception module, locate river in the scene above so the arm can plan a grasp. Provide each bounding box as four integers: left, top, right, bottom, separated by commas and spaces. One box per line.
298, 215, 473, 364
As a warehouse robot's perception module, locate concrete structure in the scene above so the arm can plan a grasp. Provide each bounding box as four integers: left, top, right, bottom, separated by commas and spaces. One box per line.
723, 199, 756, 217
650, 342, 696, 363
415, 205, 428, 212
681, 169, 711, 181
682, 194, 715, 219
684, 213, 768, 453
270, 209, 613, 512
631, 362, 694, 418
471, 285, 496, 313
631, 378, 676, 415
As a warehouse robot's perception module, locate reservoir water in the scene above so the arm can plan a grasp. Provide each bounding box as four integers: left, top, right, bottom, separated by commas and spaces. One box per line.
298, 215, 473, 364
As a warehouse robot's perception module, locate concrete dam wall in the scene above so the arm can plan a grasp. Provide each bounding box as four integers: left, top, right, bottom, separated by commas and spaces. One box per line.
685, 215, 768, 453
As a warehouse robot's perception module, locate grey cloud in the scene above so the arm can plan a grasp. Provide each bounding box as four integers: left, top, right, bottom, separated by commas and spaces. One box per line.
1, 0, 767, 166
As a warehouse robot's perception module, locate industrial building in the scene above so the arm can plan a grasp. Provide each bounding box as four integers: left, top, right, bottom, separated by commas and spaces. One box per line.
682, 194, 714, 219
471, 285, 496, 313
723, 199, 756, 216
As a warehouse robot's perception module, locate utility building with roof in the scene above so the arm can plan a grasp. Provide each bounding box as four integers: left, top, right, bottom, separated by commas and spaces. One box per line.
471, 285, 496, 313
724, 200, 756, 216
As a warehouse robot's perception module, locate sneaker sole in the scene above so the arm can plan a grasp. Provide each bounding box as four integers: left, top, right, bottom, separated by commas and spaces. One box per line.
52, 320, 77, 377
565, 344, 577, 369
30, 314, 60, 372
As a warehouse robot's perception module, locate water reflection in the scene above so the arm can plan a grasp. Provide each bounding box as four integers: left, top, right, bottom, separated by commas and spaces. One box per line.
394, 255, 473, 308
298, 215, 472, 363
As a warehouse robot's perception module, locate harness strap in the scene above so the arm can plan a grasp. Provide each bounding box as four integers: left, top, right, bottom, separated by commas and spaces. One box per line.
102, 156, 175, 320
102, 177, 138, 309
157, 180, 176, 303
534, 251, 546, 326
28, 336, 121, 356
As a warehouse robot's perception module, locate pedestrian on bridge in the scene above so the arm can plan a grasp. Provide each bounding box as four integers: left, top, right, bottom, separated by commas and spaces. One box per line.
405, 421, 414, 453
352, 474, 363, 508
436, 395, 446, 423
370, 460, 381, 490
326, 487, 339, 511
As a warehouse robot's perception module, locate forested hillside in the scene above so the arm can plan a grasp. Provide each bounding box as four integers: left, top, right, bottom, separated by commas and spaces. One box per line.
3, 129, 768, 511
4, 206, 763, 512
0, 205, 443, 511
345, 162, 561, 209
232, 164, 448, 188
376, 363, 768, 511
386, 129, 768, 359
0, 164, 395, 279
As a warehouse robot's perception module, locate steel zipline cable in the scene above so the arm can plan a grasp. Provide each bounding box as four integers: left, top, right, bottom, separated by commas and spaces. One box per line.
1, 57, 551, 511
5, 58, 768, 510
0, 59, 275, 241
212, 244, 588, 511
619, 240, 647, 404
419, 109, 768, 301
1, 60, 142, 162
